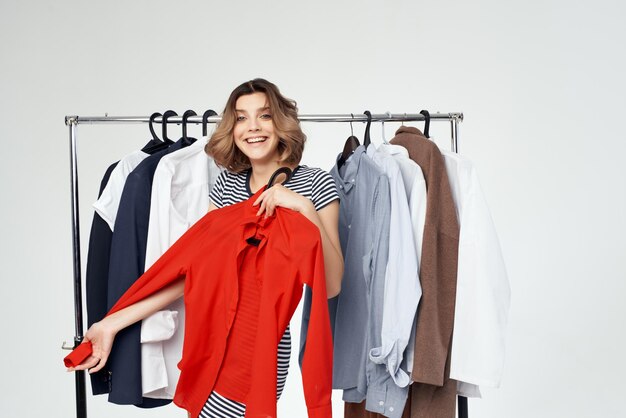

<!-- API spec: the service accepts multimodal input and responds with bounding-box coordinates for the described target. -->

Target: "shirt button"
[389,407,394,412]
[348,224,351,229]
[379,401,384,406]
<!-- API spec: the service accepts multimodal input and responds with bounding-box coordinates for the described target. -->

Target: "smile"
[245,136,267,144]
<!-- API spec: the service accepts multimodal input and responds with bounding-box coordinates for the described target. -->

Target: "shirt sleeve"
[311,169,339,211]
[368,155,421,388]
[209,170,227,208]
[449,157,510,388]
[297,227,333,418]
[108,212,212,315]
[145,162,174,270]
[63,212,214,368]
[85,162,118,393]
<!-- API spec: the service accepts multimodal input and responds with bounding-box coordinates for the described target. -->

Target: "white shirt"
[380,143,427,378]
[140,138,222,399]
[366,144,422,388]
[92,150,149,230]
[442,151,511,391]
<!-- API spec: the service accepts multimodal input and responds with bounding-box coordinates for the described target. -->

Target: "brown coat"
[345,376,457,418]
[345,126,460,418]
[391,126,459,387]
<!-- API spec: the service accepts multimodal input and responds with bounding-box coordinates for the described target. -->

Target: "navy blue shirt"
[106,139,187,407]
[86,161,118,395]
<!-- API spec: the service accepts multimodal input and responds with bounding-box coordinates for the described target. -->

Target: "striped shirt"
[201,165,338,418]
[209,165,339,212]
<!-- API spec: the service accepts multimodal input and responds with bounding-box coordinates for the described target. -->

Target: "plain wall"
[1,0,625,417]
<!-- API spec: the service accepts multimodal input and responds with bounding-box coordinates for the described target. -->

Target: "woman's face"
[233,92,280,166]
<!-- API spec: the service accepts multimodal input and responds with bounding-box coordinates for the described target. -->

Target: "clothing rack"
[63,111,465,418]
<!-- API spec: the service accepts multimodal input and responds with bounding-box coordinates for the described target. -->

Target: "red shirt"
[213,244,264,401]
[66,187,333,418]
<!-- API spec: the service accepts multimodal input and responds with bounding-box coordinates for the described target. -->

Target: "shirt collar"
[377,142,409,158]
[331,145,366,194]
[237,186,274,252]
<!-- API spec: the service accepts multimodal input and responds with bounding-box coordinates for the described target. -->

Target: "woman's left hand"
[253,184,313,217]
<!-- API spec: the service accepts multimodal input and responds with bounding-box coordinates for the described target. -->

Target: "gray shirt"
[299,146,391,403]
[364,144,422,418]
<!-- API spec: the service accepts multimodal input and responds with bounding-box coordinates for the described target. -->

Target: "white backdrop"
[1,0,625,417]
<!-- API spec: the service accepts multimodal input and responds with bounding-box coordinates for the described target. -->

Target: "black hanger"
[142,112,171,154]
[149,112,162,141]
[245,167,293,247]
[202,109,218,137]
[337,114,360,169]
[363,110,373,148]
[338,136,360,169]
[266,167,292,188]
[420,109,431,138]
[161,110,178,143]
[182,110,197,146]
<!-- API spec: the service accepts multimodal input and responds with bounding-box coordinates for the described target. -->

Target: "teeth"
[247,137,266,143]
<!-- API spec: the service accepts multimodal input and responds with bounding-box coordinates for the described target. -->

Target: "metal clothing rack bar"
[64,111,465,418]
[66,112,463,124]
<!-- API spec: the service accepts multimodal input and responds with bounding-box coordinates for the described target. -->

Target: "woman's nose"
[248,119,260,131]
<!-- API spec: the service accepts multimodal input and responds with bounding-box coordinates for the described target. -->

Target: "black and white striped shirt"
[200,165,338,418]
[209,165,339,211]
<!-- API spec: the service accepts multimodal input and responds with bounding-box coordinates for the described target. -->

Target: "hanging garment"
[212,242,269,401]
[380,143,427,379]
[65,186,333,418]
[404,369,457,418]
[92,149,150,231]
[378,143,427,287]
[442,151,510,392]
[140,138,222,399]
[366,144,421,384]
[389,126,460,418]
[361,143,423,418]
[86,141,168,399]
[300,145,391,404]
[85,161,118,395]
[105,139,187,407]
[207,164,339,408]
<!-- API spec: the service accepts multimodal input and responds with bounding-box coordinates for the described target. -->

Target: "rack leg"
[75,365,87,418]
[452,112,466,418]
[458,395,468,418]
[68,118,87,418]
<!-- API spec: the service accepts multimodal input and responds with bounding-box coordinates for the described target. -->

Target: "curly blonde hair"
[206,78,307,173]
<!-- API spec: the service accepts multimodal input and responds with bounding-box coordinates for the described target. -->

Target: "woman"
[68,78,344,418]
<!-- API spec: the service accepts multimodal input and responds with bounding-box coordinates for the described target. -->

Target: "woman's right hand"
[65,277,186,373]
[67,319,117,374]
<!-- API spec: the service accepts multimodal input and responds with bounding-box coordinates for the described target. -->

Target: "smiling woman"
[200,79,344,417]
[206,78,306,173]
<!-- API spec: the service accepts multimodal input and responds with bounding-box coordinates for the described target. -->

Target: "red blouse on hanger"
[65,187,333,418]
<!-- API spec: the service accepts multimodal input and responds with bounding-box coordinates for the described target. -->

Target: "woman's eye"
[260,113,272,120]
[236,115,245,122]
